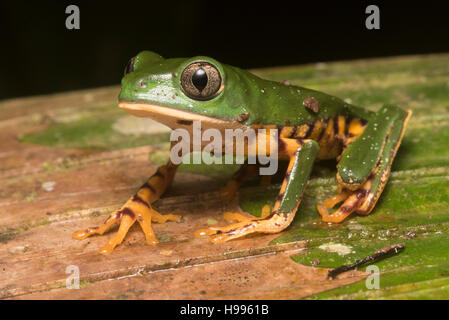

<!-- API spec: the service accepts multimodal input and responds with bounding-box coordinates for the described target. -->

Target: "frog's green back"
[225,65,373,126]
[119,51,373,127]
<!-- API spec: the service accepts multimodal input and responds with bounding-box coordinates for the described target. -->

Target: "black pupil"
[192,68,208,92]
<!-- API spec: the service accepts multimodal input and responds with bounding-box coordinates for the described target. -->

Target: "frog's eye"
[181,62,223,100]
[124,57,135,75]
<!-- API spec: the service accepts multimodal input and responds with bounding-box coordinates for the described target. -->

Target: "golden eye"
[181,62,222,100]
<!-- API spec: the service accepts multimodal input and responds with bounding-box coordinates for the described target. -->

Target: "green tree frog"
[73,51,411,254]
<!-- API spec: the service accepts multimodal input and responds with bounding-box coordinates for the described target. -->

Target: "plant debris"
[327,243,406,279]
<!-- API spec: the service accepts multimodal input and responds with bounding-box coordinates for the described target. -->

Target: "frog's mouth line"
[118,101,246,132]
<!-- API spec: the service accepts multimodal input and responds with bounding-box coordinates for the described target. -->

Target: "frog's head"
[119,51,252,132]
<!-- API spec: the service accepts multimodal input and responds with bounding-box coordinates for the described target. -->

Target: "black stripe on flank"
[344,116,352,139]
[333,116,339,138]
[290,126,298,138]
[317,121,327,142]
[280,126,288,137]
[305,123,315,138]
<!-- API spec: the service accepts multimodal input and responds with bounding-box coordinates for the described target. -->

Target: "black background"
[1,0,449,100]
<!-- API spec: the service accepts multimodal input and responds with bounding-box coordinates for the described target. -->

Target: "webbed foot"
[73,160,180,254]
[73,204,181,254]
[317,181,373,223]
[194,205,272,243]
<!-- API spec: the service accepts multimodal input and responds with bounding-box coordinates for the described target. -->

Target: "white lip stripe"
[118,102,246,131]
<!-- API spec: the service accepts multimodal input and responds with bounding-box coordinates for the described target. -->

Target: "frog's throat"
[118,101,247,132]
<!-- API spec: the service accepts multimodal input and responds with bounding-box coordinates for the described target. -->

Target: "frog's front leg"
[318,105,412,223]
[72,159,180,254]
[196,138,319,243]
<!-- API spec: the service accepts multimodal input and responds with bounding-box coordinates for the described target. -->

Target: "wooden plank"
[13,251,365,300]
[2,53,449,299]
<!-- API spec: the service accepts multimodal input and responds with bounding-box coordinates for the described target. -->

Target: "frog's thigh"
[319,106,411,223]
[337,105,411,190]
[197,139,319,243]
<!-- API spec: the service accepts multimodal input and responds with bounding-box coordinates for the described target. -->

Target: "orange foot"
[73,206,181,254]
[317,181,373,223]
[195,205,272,243]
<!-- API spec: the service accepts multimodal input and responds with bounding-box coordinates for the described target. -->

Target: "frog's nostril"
[124,56,135,75]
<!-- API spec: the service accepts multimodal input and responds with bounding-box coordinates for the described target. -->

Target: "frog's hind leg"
[196,138,319,243]
[318,105,412,223]
[72,160,180,254]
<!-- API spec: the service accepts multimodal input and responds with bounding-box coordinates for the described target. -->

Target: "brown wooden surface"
[0,86,366,300]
